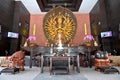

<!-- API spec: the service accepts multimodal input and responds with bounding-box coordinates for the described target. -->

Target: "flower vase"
[86,43,91,46]
[30,43,35,47]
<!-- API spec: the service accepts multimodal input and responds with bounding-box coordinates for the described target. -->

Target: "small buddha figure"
[69,39,74,46]
[45,40,50,46]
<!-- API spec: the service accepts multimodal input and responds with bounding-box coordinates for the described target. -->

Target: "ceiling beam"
[36,0,82,12]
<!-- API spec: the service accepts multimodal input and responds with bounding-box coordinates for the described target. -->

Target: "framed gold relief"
[43,6,77,45]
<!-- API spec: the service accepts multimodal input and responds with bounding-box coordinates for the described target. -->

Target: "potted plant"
[27,36,37,47]
[84,35,94,46]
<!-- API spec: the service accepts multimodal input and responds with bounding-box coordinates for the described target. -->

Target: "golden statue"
[43,6,77,45]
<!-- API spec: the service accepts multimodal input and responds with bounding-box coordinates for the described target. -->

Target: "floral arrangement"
[26,36,37,47]
[24,36,37,47]
[27,36,36,42]
[83,35,94,46]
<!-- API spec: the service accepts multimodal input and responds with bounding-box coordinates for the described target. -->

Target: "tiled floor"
[0,66,120,80]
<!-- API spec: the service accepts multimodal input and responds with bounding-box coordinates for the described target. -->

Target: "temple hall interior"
[0,0,120,80]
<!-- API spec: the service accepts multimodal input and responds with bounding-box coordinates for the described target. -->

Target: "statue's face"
[58,18,62,24]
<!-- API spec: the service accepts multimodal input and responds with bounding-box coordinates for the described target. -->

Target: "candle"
[33,24,36,36]
[84,23,87,35]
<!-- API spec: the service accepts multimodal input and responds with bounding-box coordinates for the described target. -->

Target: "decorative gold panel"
[43,6,77,45]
